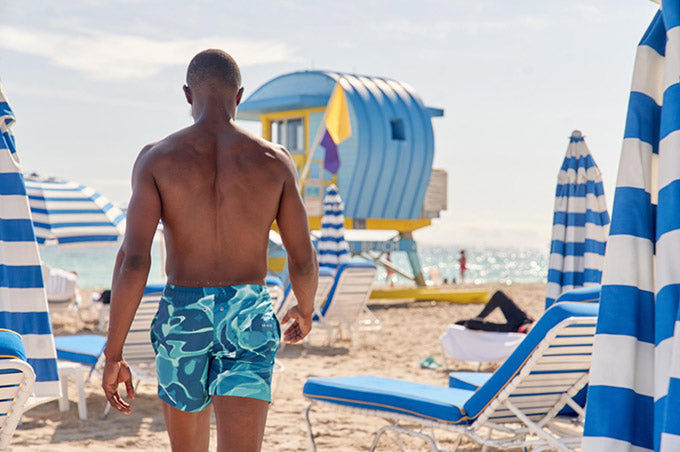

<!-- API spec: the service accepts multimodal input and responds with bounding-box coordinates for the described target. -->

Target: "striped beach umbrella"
[318,184,350,271]
[582,5,680,451]
[0,84,60,396]
[545,131,610,309]
[25,175,125,247]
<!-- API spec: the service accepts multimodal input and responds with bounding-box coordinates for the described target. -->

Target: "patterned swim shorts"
[150,284,281,412]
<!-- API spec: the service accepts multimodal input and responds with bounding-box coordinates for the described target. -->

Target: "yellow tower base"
[370,287,489,303]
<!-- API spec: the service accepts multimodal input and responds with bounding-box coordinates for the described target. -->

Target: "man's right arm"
[276,151,318,342]
[102,144,161,413]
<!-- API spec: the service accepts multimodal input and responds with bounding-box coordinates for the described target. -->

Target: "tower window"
[390,118,405,141]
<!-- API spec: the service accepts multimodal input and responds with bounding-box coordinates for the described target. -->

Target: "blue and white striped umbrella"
[0,84,60,396]
[25,175,125,247]
[318,184,350,271]
[583,5,680,451]
[545,131,610,309]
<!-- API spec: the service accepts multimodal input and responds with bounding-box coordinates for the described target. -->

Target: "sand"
[9,282,547,452]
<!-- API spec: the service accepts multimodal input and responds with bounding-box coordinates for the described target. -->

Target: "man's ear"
[236,86,244,106]
[183,85,192,104]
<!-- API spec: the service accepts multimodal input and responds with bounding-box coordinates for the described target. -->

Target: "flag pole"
[299,76,345,188]
[299,112,328,187]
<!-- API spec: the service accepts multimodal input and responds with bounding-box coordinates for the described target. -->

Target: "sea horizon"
[39,242,549,290]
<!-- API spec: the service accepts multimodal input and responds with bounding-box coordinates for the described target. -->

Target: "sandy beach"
[10,282,546,452]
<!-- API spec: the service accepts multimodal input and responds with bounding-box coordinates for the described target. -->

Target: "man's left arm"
[102,145,161,414]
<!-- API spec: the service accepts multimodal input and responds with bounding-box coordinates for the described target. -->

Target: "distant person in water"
[458,250,467,283]
[456,291,534,333]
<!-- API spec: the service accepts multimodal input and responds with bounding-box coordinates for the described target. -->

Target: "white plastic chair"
[310,262,379,346]
[276,268,336,321]
[0,330,36,450]
[42,265,83,326]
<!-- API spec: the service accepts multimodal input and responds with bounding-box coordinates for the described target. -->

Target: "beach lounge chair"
[54,285,164,417]
[42,265,83,326]
[0,329,36,450]
[275,267,336,320]
[309,262,379,346]
[303,301,598,451]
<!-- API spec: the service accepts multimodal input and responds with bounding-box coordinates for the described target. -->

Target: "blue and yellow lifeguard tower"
[238,70,449,289]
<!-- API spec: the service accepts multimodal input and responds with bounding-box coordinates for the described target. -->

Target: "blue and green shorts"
[150,284,281,412]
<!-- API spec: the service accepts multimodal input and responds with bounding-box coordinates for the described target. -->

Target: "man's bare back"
[141,122,290,286]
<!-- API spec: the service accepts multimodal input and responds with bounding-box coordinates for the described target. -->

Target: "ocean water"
[380,245,549,285]
[39,242,549,289]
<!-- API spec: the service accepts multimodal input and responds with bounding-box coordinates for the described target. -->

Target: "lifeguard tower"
[238,70,449,289]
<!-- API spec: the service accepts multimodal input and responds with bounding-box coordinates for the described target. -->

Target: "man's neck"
[191,95,236,126]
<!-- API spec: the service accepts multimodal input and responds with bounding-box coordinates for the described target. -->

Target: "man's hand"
[281,306,312,343]
[102,358,134,414]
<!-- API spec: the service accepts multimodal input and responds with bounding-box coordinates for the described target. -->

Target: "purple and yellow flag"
[320,82,351,174]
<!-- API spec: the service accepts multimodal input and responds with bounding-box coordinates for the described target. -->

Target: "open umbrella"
[582,5,679,451]
[24,175,125,247]
[545,130,610,309]
[0,84,60,396]
[317,184,350,271]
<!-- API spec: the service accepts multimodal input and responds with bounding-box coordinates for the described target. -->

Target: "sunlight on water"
[376,245,548,286]
[39,242,548,289]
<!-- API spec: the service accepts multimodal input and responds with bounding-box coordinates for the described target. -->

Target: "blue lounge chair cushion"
[0,329,28,375]
[449,372,491,391]
[55,334,107,366]
[144,284,165,295]
[304,376,474,424]
[0,329,28,378]
[0,329,26,362]
[266,276,283,287]
[547,285,601,309]
[462,302,598,418]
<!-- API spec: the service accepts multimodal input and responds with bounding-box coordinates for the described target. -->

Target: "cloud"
[371,19,454,40]
[9,81,170,110]
[0,25,298,81]
[518,15,550,31]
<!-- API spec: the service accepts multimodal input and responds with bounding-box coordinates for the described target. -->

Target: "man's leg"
[213,395,269,452]
[162,401,212,452]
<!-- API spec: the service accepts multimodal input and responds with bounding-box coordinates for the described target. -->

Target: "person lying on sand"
[456,290,534,333]
[102,49,318,452]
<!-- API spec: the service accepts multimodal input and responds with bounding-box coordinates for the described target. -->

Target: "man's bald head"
[186,49,241,91]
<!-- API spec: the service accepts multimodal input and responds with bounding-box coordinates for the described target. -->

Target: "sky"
[0,0,657,250]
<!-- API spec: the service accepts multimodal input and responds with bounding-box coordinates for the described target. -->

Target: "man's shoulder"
[138,127,195,164]
[232,124,294,165]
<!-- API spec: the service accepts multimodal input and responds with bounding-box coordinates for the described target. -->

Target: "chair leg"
[451,433,463,451]
[98,305,109,332]
[58,374,69,412]
[391,427,409,452]
[370,425,440,452]
[305,402,318,452]
[74,368,87,420]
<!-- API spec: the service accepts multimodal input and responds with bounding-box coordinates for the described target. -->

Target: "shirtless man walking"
[102,49,318,452]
